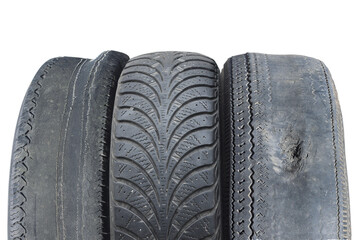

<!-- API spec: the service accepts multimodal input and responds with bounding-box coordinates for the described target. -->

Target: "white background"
[1,0,359,238]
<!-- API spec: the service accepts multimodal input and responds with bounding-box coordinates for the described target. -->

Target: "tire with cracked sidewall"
[8,51,129,240]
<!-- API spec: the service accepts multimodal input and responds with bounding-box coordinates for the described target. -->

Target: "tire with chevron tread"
[110,52,221,239]
[220,53,351,239]
[8,51,129,240]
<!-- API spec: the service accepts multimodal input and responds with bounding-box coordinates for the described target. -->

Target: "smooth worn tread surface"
[220,53,351,239]
[8,51,129,240]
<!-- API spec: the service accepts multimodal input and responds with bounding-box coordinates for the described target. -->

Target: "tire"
[110,52,221,239]
[8,51,129,240]
[220,53,351,239]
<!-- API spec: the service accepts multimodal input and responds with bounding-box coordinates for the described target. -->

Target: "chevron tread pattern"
[110,52,221,240]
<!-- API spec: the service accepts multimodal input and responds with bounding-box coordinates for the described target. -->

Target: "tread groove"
[169,67,216,87]
[167,84,216,113]
[127,57,164,68]
[121,79,162,104]
[167,96,217,129]
[112,156,161,200]
[113,137,160,176]
[112,176,161,226]
[121,71,162,92]
[167,111,217,145]
[170,59,216,71]
[112,198,157,239]
[116,106,160,139]
[167,160,218,213]
[173,200,220,240]
[168,178,219,232]
[166,125,217,166]
[245,53,256,238]
[168,75,215,98]
[116,119,160,145]
[124,64,164,82]
[114,226,140,240]
[118,91,161,120]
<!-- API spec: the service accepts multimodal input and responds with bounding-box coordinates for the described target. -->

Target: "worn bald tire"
[110,52,221,239]
[220,53,351,239]
[8,51,129,240]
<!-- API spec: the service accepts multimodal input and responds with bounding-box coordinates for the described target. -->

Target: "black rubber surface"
[220,53,351,239]
[8,51,129,240]
[110,52,221,239]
